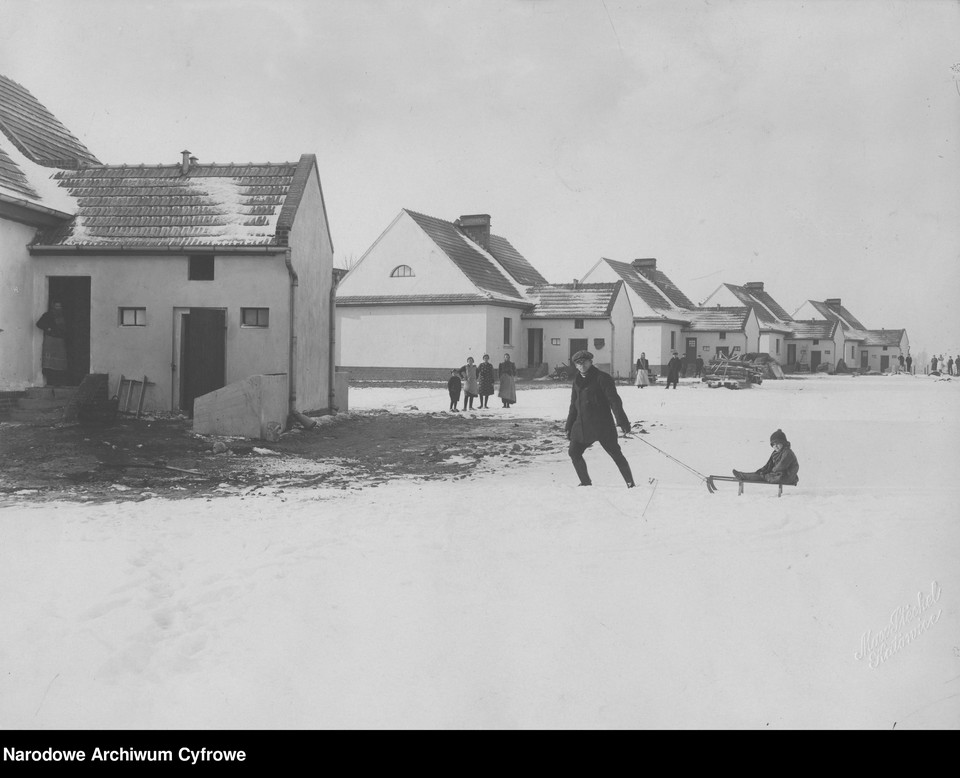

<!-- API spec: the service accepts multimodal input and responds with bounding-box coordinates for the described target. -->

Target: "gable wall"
[288,168,334,412]
[337,212,478,297]
[0,218,38,389]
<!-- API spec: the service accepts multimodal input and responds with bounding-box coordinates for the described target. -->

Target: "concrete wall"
[0,219,40,390]
[30,252,291,410]
[288,166,334,413]
[193,373,288,439]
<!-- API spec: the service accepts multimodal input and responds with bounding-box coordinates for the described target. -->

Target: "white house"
[700,281,793,362]
[579,257,694,374]
[683,307,761,366]
[1,74,336,415]
[786,319,843,372]
[521,281,634,378]
[336,210,547,378]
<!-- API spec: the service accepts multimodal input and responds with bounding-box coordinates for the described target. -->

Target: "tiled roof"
[722,284,792,326]
[603,258,673,310]
[404,209,524,300]
[643,267,695,309]
[0,143,38,199]
[861,329,905,347]
[0,74,100,168]
[789,319,838,339]
[487,234,548,286]
[337,293,526,307]
[522,282,620,319]
[807,300,866,330]
[684,306,751,332]
[32,157,315,248]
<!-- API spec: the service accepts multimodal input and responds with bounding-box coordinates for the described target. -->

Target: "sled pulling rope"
[623,431,717,493]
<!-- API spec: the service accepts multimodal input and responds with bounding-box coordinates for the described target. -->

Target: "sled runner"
[705,475,792,497]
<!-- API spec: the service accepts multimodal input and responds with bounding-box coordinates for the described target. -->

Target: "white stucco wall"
[337,304,493,368]
[288,166,334,412]
[0,218,38,389]
[634,322,684,373]
[482,306,524,366]
[30,253,291,410]
[609,288,634,378]
[337,211,479,297]
[534,319,615,374]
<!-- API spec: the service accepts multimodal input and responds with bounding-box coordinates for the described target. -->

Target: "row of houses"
[335,213,909,378]
[1,73,908,426]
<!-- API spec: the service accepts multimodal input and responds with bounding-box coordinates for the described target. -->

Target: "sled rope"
[641,478,658,519]
[628,434,712,489]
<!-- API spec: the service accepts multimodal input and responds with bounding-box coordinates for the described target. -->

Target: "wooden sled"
[705,475,793,497]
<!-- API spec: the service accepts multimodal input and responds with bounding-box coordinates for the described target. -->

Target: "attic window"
[813,339,819,345]
[189,255,214,281]
[390,265,414,278]
[719,332,726,340]
[574,319,584,329]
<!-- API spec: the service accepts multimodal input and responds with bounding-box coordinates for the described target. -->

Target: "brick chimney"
[744,281,764,292]
[631,258,657,278]
[457,214,491,251]
[181,149,192,175]
[825,298,842,308]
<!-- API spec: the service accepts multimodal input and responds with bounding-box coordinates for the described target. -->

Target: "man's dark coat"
[565,365,630,445]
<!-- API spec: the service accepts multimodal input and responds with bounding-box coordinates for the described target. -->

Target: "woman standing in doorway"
[498,354,517,407]
[36,301,68,386]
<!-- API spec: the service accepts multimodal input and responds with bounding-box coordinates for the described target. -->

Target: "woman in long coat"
[498,354,517,407]
[36,302,68,385]
[460,357,479,410]
[477,354,495,409]
[635,352,650,388]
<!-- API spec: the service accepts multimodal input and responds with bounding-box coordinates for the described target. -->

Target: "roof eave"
[28,243,288,255]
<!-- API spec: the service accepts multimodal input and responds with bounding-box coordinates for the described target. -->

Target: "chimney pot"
[181,149,192,175]
[457,214,492,251]
[631,257,657,277]
[825,298,842,307]
[744,281,764,291]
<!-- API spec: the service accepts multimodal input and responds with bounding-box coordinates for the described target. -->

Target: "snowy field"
[1,374,958,730]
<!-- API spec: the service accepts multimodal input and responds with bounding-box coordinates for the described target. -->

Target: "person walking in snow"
[732,429,800,486]
[565,350,635,488]
[460,356,479,410]
[665,351,681,389]
[477,354,495,409]
[695,355,704,378]
[447,369,462,412]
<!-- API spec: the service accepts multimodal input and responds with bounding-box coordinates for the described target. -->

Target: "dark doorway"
[527,328,543,367]
[180,308,226,415]
[47,276,90,386]
[880,355,889,372]
[787,343,796,367]
[860,351,868,370]
[685,338,697,375]
[810,351,821,371]
[569,338,588,361]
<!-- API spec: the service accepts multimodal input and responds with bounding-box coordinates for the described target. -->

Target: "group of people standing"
[929,354,957,376]
[448,354,517,411]
[634,351,704,389]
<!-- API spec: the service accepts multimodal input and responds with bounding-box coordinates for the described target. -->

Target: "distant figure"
[679,354,688,377]
[635,352,650,388]
[460,357,478,410]
[447,369,462,412]
[498,354,517,408]
[477,354,495,409]
[955,356,959,376]
[733,429,800,486]
[938,355,946,374]
[898,354,905,373]
[931,355,938,375]
[36,301,68,386]
[565,350,635,488]
[949,356,955,377]
[905,354,912,374]
[665,351,681,389]
[695,355,704,378]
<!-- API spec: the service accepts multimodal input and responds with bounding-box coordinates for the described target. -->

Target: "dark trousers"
[568,435,634,486]
[449,391,460,410]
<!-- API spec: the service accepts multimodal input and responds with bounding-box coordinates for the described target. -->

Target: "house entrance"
[527,328,543,367]
[810,350,821,371]
[880,355,889,372]
[860,351,868,370]
[179,308,226,415]
[787,343,796,368]
[569,338,588,362]
[685,338,697,376]
[47,276,91,385]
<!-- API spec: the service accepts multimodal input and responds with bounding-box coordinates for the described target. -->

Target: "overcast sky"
[2,0,958,355]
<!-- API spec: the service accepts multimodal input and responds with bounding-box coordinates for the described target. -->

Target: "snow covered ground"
[1,374,958,729]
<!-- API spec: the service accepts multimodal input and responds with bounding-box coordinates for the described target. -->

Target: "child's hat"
[770,429,788,445]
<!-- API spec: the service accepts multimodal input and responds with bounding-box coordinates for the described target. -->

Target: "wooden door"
[180,308,226,415]
[860,351,868,370]
[527,328,543,367]
[685,338,697,376]
[787,343,796,367]
[811,351,821,371]
[569,338,588,361]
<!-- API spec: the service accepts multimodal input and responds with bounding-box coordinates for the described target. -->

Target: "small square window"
[119,307,146,326]
[719,332,726,340]
[813,339,819,345]
[882,346,888,351]
[551,338,561,346]
[241,308,269,328]
[574,319,584,329]
[189,255,215,280]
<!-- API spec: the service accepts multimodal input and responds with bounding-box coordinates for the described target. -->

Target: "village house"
[521,281,633,378]
[578,257,694,375]
[793,297,909,372]
[700,281,793,363]
[785,319,843,372]
[335,210,549,378]
[682,306,761,366]
[0,74,335,419]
